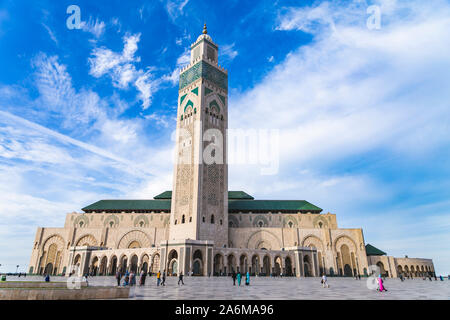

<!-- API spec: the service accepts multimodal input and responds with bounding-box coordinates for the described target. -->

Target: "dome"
[196,33,213,42]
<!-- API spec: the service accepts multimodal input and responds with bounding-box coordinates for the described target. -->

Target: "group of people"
[115,269,186,287]
[115,270,137,287]
[231,271,250,286]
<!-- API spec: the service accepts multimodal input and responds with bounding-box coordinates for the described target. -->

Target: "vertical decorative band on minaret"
[169,27,229,248]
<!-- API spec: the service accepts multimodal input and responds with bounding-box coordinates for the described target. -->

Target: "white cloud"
[41,23,57,45]
[231,0,450,170]
[220,43,239,61]
[88,33,159,109]
[32,53,106,129]
[165,0,189,22]
[226,0,450,274]
[162,49,190,86]
[80,17,106,38]
[144,113,171,128]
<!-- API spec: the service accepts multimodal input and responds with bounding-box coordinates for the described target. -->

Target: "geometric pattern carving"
[104,215,119,228]
[283,215,298,228]
[179,61,227,91]
[247,230,282,250]
[302,235,324,251]
[252,215,269,228]
[333,235,357,252]
[76,234,98,247]
[74,215,89,228]
[42,234,65,251]
[117,230,151,249]
[313,215,329,229]
[133,215,149,228]
[228,215,239,228]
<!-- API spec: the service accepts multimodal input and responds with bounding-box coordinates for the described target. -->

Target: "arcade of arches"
[28,27,435,279]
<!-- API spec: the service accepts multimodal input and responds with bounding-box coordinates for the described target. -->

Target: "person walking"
[237,272,242,286]
[321,274,329,288]
[232,270,236,286]
[156,271,161,286]
[116,271,122,287]
[123,271,130,286]
[161,270,166,286]
[178,272,184,285]
[130,271,137,286]
[440,275,444,281]
[377,275,387,292]
[44,273,50,282]
[245,272,250,286]
[139,270,146,286]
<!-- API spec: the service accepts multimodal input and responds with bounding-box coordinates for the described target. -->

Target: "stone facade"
[28,27,435,279]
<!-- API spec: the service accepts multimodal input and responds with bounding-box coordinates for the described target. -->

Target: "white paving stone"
[5,276,449,300]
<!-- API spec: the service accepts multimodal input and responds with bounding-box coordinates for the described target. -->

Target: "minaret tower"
[169,25,228,248]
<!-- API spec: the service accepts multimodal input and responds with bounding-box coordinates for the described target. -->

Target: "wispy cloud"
[41,23,58,45]
[220,43,238,61]
[80,17,106,38]
[162,48,190,85]
[228,0,450,274]
[165,0,189,22]
[88,33,160,109]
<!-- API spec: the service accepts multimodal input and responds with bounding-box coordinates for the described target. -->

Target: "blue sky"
[0,0,449,275]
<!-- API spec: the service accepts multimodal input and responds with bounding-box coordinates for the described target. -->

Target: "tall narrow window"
[211,215,215,224]
[182,215,185,224]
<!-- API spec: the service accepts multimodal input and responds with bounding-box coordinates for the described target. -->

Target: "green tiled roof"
[153,191,173,199]
[82,199,171,212]
[365,244,386,256]
[229,200,321,212]
[228,191,254,200]
[82,191,322,213]
[153,191,254,200]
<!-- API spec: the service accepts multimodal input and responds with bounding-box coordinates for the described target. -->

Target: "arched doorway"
[340,245,353,277]
[99,256,107,275]
[227,254,236,274]
[239,254,248,273]
[344,264,352,277]
[151,253,160,274]
[141,254,149,274]
[44,263,53,275]
[91,257,99,275]
[110,256,117,275]
[303,255,311,277]
[120,255,128,273]
[251,255,259,276]
[130,255,138,273]
[262,255,271,276]
[274,256,282,276]
[397,265,403,277]
[193,250,203,276]
[168,250,178,276]
[214,254,224,275]
[72,254,81,276]
[285,256,292,276]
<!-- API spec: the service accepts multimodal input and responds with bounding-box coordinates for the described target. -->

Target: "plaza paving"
[4,275,449,299]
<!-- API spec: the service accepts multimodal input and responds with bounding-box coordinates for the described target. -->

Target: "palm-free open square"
[5,276,449,300]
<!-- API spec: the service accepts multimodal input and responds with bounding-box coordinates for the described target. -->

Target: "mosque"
[28,26,435,279]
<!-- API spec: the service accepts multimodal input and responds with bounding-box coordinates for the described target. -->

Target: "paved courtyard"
[4,275,449,299]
